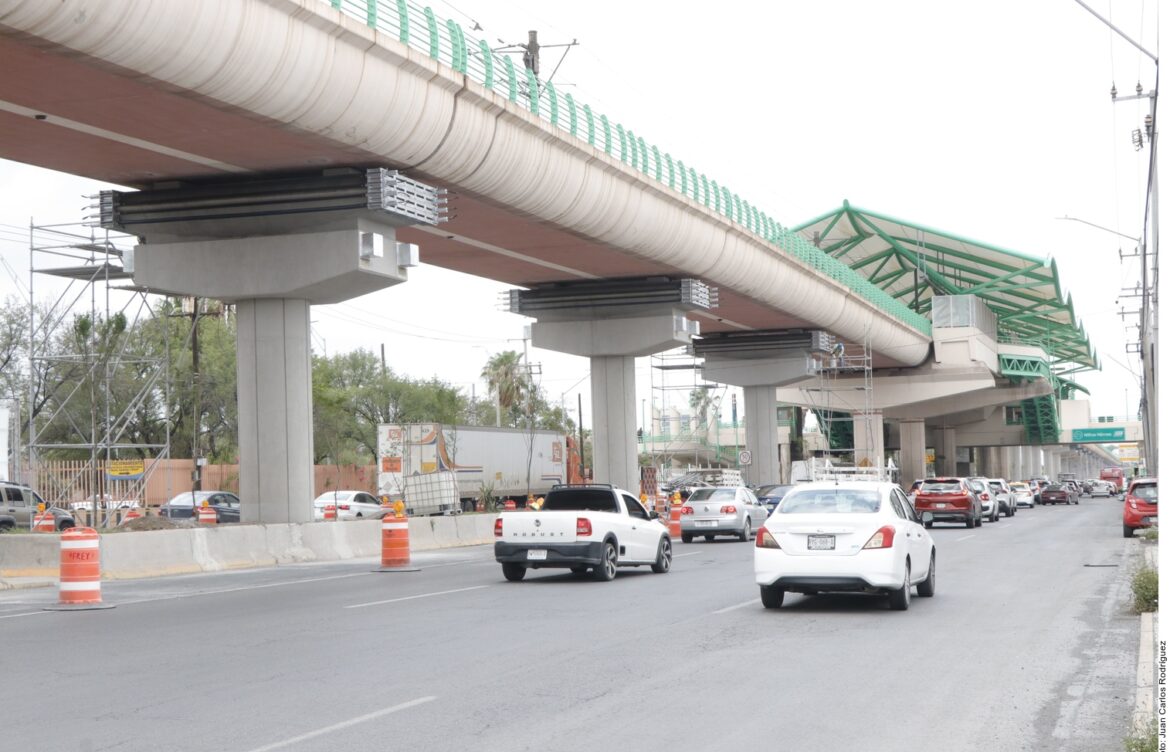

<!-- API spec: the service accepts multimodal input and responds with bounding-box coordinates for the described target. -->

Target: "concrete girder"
[0,0,933,365]
[774,365,995,414]
[884,380,1053,422]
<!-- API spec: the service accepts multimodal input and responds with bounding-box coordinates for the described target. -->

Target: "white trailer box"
[377,424,567,512]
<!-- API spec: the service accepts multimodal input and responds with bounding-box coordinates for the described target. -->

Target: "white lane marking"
[117,572,373,606]
[672,551,705,558]
[954,534,976,542]
[242,696,436,752]
[344,585,488,610]
[713,599,758,615]
[0,610,50,620]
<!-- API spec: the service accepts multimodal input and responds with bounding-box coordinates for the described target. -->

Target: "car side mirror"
[648,511,659,520]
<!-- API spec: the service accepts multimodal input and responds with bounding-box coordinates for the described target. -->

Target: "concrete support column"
[236,299,314,523]
[852,410,884,471]
[940,428,958,476]
[1029,446,1043,478]
[986,447,1002,478]
[743,385,781,488]
[997,446,1014,479]
[898,420,927,490]
[1005,446,1022,480]
[1045,447,1062,477]
[590,355,638,493]
[975,447,991,477]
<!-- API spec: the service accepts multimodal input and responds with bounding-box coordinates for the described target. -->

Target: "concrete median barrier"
[0,534,60,577]
[1,514,498,581]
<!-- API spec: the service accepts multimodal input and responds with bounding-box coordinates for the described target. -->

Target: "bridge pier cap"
[101,169,442,304]
[511,277,712,491]
[514,277,712,358]
[100,168,447,523]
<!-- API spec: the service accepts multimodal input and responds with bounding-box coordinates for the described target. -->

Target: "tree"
[689,387,716,434]
[481,351,530,426]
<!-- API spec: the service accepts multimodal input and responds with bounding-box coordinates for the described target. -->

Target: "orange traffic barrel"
[197,502,217,525]
[45,527,114,611]
[669,500,683,541]
[375,514,419,573]
[323,504,337,521]
[122,507,143,524]
[33,511,56,533]
[503,500,516,511]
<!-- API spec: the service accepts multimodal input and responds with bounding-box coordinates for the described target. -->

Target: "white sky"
[0,0,1159,432]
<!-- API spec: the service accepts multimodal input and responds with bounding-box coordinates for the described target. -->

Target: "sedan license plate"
[526,549,547,561]
[807,535,835,551]
[934,502,946,509]
[694,520,717,527]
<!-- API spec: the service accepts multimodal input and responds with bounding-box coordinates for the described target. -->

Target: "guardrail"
[326,0,932,337]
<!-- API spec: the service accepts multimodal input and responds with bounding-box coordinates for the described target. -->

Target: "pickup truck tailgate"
[499,511,579,543]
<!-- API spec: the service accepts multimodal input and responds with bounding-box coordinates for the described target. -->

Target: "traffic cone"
[374,511,419,573]
[669,491,683,541]
[44,527,115,611]
[197,501,217,525]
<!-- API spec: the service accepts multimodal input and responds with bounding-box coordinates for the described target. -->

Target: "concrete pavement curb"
[0,577,56,591]
[1131,540,1158,733]
[1133,612,1157,732]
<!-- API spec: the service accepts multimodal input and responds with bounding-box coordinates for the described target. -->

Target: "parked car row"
[0,483,390,529]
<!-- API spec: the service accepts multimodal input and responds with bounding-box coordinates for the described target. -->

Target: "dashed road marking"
[345,585,488,609]
[713,598,758,615]
[242,696,436,752]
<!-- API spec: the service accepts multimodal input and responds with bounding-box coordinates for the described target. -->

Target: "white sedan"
[754,481,936,611]
[312,490,387,520]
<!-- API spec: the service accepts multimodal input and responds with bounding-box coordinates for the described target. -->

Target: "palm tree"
[688,387,715,433]
[481,351,530,427]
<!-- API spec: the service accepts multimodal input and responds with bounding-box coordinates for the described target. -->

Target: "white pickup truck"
[493,484,672,582]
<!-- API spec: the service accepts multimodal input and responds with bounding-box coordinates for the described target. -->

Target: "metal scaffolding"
[26,220,172,525]
[803,337,880,477]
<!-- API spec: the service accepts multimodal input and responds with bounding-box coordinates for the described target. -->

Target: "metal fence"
[28,459,378,508]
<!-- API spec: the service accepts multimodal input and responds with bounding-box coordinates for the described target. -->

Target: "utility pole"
[496,30,578,91]
[1074,0,1159,475]
[190,297,202,493]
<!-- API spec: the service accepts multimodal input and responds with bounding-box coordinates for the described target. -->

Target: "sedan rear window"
[921,482,962,493]
[688,488,736,502]
[778,490,881,514]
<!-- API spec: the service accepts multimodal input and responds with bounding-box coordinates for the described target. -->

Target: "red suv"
[1122,478,1158,538]
[914,477,981,529]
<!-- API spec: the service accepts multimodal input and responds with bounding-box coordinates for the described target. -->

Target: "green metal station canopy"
[793,201,1098,371]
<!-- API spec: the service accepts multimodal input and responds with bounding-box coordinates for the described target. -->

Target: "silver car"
[986,478,1016,517]
[680,486,768,542]
[967,478,1000,523]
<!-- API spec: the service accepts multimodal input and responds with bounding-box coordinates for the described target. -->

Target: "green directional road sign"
[1071,427,1126,442]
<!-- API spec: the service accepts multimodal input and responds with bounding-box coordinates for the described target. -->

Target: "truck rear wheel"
[592,542,617,582]
[651,537,672,573]
[502,563,526,581]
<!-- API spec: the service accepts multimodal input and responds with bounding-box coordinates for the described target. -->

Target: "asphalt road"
[0,495,1143,752]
